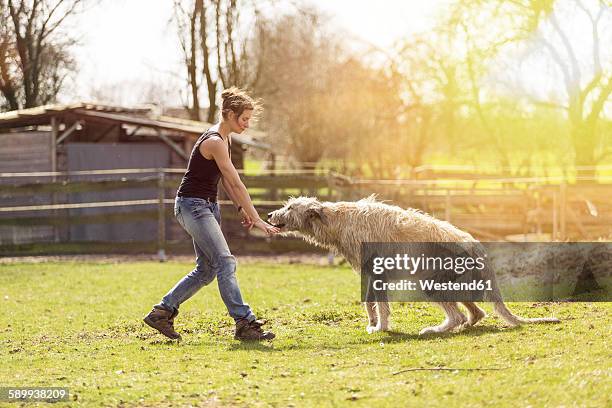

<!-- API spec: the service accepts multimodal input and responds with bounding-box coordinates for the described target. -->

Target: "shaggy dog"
[268,196,560,335]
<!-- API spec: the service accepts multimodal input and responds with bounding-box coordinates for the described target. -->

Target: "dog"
[268,196,560,335]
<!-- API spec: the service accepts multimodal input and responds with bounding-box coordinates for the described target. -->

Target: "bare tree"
[252,9,344,169]
[173,0,201,120]
[250,7,409,176]
[173,0,266,122]
[199,0,216,122]
[395,31,466,170]
[534,0,612,179]
[0,0,84,111]
[447,0,612,179]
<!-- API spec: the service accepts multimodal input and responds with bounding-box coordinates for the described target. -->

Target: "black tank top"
[176,129,231,199]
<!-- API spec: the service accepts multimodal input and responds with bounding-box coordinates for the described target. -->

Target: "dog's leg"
[419,302,467,335]
[461,302,486,327]
[374,301,391,332]
[365,302,391,333]
[364,302,378,334]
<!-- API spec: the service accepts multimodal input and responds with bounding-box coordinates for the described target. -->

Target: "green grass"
[0,261,610,407]
[243,158,265,174]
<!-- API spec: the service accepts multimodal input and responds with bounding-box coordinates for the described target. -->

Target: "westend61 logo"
[361,242,612,302]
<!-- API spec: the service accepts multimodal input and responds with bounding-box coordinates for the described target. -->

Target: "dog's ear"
[305,206,328,225]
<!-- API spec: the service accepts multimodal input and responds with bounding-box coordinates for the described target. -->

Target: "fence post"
[157,169,167,262]
[51,117,59,243]
[552,191,558,241]
[326,171,335,201]
[269,153,278,201]
[535,189,542,237]
[559,181,567,241]
[444,189,452,222]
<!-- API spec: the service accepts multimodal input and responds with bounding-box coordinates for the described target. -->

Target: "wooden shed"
[0,103,268,172]
[0,103,269,252]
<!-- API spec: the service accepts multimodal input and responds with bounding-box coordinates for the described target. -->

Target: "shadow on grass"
[367,324,523,344]
[149,338,183,346]
[206,325,525,352]
[301,324,525,349]
[227,341,279,352]
[133,323,524,351]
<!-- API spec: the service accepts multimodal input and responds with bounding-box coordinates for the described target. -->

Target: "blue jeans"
[156,196,256,322]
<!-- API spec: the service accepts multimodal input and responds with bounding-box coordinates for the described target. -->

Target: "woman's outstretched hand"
[253,219,280,235]
[239,208,253,229]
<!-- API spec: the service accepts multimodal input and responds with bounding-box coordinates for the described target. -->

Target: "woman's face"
[230,109,252,134]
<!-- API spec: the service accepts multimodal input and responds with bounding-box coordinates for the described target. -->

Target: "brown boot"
[234,319,276,341]
[143,306,181,340]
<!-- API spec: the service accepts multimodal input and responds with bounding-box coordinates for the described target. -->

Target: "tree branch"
[549,9,580,91]
[40,0,67,36]
[188,0,200,120]
[199,0,218,122]
[214,0,227,88]
[393,366,509,375]
[540,37,573,99]
[586,74,612,124]
[41,0,82,41]
[527,98,569,111]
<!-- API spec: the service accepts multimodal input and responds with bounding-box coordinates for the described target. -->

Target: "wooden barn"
[0,103,270,254]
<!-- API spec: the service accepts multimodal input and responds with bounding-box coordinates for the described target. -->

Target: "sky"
[63,0,610,118]
[65,0,447,106]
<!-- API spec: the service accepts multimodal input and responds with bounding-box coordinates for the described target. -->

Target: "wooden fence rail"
[1,169,611,257]
[0,168,330,257]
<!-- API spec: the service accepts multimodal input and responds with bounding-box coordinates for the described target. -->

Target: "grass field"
[1,259,610,407]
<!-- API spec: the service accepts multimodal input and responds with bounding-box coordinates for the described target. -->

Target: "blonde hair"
[220,87,261,119]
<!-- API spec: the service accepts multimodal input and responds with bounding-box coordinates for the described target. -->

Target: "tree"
[394,30,465,170]
[324,59,405,177]
[253,7,366,168]
[532,0,612,179]
[0,0,84,111]
[173,0,266,122]
[445,0,612,179]
[251,9,347,169]
[253,8,406,175]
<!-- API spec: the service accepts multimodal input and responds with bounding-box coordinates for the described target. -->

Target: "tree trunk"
[198,0,217,123]
[572,124,597,183]
[188,1,201,121]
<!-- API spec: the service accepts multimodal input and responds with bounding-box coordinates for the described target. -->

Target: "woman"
[144,88,279,341]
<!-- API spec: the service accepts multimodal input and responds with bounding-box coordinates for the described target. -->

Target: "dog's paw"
[366,324,390,334]
[454,322,470,332]
[466,311,486,327]
[419,326,444,336]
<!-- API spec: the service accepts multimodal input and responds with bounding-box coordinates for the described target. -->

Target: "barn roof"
[0,103,269,149]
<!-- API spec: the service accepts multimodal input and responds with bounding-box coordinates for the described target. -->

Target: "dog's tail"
[492,302,560,326]
[481,253,560,326]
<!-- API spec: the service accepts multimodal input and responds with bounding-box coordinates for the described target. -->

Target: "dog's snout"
[267,212,273,219]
